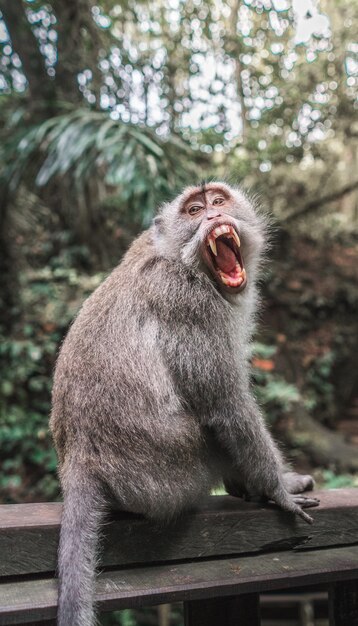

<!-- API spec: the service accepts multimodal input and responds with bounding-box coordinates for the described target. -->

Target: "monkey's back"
[50,231,226,516]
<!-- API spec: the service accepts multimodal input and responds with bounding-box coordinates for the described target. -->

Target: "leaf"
[251,342,277,358]
[129,128,164,157]
[1,381,14,396]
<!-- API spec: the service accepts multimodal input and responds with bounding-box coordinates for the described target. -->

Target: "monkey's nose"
[207,211,222,220]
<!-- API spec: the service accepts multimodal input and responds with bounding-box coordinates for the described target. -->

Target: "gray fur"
[50,182,317,626]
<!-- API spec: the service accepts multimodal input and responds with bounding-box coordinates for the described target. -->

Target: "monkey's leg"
[282,471,315,494]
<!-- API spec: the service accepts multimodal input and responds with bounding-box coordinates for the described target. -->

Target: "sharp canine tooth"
[209,238,217,256]
[242,268,247,280]
[232,230,241,248]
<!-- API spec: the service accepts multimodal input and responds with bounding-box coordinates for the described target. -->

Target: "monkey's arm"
[207,390,318,523]
[158,314,318,523]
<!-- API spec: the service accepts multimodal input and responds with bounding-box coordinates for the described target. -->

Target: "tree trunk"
[0,188,19,332]
[0,0,55,330]
[51,0,102,105]
[0,0,56,114]
[228,0,247,142]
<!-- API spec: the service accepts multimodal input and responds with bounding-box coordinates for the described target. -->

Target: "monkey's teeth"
[218,271,244,287]
[232,230,241,248]
[212,225,230,239]
[208,238,218,256]
[242,268,247,280]
[210,224,240,247]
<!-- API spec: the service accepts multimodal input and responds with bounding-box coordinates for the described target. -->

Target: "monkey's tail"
[57,467,106,626]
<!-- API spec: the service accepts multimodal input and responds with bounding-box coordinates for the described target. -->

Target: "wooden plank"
[329,580,358,626]
[1,545,358,624]
[26,622,56,626]
[184,594,260,626]
[1,489,358,577]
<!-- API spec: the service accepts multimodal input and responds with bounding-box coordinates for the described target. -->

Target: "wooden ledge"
[0,489,358,577]
[1,545,358,624]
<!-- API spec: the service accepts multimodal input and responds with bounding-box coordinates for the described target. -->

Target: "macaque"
[50,182,318,626]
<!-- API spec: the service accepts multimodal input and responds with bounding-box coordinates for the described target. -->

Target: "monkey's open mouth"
[205,224,247,292]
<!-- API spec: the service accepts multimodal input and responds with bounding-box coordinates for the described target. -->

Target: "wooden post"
[329,580,358,626]
[184,593,260,626]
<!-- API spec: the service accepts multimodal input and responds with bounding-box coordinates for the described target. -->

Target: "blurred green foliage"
[305,351,335,415]
[0,334,59,501]
[101,609,136,626]
[0,0,357,506]
[321,470,358,489]
[251,342,301,423]
[100,604,184,626]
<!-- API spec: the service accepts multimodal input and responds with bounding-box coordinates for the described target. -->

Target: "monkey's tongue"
[215,240,237,273]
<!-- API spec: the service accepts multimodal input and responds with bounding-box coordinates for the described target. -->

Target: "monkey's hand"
[241,483,320,524]
[268,483,320,524]
[225,476,319,524]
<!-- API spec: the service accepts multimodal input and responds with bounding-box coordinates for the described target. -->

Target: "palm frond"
[0,109,199,226]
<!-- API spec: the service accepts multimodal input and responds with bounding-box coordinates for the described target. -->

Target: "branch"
[285,180,358,224]
[284,404,358,473]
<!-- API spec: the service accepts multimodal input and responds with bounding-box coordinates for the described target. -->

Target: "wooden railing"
[0,488,357,625]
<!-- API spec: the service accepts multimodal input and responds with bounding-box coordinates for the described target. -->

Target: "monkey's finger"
[270,486,316,524]
[277,495,315,524]
[292,495,320,508]
[296,506,314,525]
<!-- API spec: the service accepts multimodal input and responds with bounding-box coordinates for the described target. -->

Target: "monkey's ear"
[153,215,164,235]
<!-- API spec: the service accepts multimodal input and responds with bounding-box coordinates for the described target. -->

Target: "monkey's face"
[154,183,266,299]
[182,187,247,294]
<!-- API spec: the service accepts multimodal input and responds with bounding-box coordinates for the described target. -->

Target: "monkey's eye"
[213,197,225,206]
[188,205,203,215]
